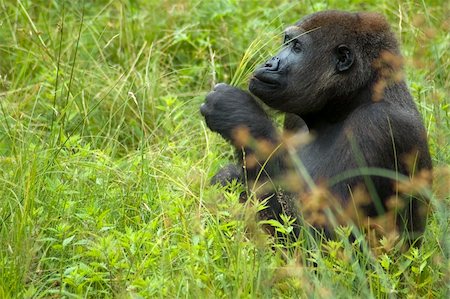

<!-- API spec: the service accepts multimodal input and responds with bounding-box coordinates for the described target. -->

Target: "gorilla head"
[249,11,400,118]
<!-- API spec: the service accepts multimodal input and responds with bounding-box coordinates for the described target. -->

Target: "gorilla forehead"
[296,10,390,34]
[292,10,399,55]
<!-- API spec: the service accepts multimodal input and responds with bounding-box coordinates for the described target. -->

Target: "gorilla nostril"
[264,57,280,71]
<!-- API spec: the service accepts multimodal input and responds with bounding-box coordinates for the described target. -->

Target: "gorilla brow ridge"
[283,26,321,44]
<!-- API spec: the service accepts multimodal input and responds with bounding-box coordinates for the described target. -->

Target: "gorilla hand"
[200,83,277,144]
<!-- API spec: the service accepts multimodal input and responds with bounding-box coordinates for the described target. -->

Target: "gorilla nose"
[264,57,280,71]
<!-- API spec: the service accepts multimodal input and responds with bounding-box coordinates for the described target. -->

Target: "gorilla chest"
[297,130,347,181]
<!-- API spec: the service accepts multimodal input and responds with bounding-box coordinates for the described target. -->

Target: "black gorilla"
[200,11,432,239]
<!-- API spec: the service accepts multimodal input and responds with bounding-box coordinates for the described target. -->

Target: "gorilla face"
[249,25,354,116]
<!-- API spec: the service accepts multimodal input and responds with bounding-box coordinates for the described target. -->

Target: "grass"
[0,0,449,297]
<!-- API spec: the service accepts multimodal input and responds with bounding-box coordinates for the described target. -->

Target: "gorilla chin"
[250,68,283,86]
[249,75,284,106]
[249,81,275,106]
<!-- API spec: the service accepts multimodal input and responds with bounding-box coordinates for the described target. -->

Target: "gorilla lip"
[251,74,280,88]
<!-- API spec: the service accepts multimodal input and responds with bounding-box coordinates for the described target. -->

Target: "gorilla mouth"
[251,72,280,88]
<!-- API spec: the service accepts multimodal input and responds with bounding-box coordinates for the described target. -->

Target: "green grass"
[0,0,449,297]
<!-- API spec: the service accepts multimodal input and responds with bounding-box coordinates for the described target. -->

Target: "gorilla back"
[201,11,432,240]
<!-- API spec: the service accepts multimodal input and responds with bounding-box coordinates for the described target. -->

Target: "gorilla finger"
[214,83,229,91]
[200,103,209,116]
[205,91,222,105]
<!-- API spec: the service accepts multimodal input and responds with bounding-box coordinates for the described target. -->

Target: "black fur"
[200,11,432,239]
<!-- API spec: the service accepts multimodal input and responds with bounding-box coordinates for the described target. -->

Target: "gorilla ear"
[335,45,354,72]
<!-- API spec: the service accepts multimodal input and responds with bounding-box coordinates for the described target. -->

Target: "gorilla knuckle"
[199,103,209,116]
[206,90,224,104]
[213,83,229,91]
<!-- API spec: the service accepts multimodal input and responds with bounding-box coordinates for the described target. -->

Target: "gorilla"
[200,11,432,240]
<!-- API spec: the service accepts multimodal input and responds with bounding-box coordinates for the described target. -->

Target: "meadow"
[0,0,449,297]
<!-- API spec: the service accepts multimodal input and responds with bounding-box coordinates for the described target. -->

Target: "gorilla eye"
[283,33,302,53]
[292,40,302,52]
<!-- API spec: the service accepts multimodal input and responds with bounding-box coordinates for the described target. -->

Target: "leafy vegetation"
[0,0,448,297]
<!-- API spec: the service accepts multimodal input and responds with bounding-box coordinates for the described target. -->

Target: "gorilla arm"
[200,83,293,187]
